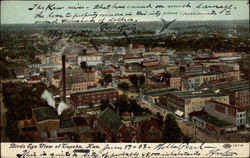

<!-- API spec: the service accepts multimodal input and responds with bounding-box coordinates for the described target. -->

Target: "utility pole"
[194,124,197,142]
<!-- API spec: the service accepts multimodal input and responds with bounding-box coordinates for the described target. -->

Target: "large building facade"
[71,88,119,107]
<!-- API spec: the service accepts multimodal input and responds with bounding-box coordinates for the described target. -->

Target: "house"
[132,115,162,142]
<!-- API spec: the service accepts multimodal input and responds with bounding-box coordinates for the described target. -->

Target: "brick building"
[140,60,160,68]
[205,100,246,126]
[164,73,182,89]
[71,88,119,107]
[51,69,97,95]
[219,81,249,108]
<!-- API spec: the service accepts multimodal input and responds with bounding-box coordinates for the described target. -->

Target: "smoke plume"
[57,101,70,116]
[41,90,56,108]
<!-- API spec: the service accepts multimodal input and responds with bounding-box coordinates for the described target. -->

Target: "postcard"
[0,0,249,157]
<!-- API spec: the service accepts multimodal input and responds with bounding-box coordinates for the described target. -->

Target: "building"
[182,71,241,91]
[145,75,166,88]
[140,60,160,68]
[218,81,249,108]
[205,100,246,127]
[132,115,162,142]
[165,90,229,118]
[32,107,60,140]
[94,108,122,142]
[190,111,233,134]
[124,57,144,64]
[17,119,42,142]
[212,52,238,57]
[193,57,221,69]
[77,54,102,66]
[164,73,182,89]
[141,88,178,104]
[180,64,203,75]
[44,55,61,64]
[51,69,97,95]
[210,64,240,72]
[65,70,96,95]
[160,54,170,65]
[115,122,137,142]
[39,63,63,72]
[71,88,119,107]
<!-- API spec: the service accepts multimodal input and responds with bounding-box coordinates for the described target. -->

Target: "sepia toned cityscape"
[0,18,249,143]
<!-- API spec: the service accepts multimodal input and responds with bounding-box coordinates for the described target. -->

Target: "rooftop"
[169,90,227,99]
[71,88,117,96]
[196,114,232,127]
[218,81,249,92]
[32,107,59,122]
[60,118,76,128]
[144,88,178,96]
[132,115,153,123]
[98,107,121,133]
[208,100,245,112]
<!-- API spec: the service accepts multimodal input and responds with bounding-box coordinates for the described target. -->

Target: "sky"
[1,1,249,24]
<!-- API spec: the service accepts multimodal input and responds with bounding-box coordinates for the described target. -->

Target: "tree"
[100,99,112,111]
[117,82,129,91]
[138,75,145,85]
[100,74,113,87]
[104,74,112,85]
[99,79,105,87]
[129,75,138,88]
[80,61,87,69]
[115,94,130,114]
[162,114,182,142]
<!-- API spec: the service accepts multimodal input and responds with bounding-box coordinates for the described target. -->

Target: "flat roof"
[170,90,227,99]
[144,88,178,96]
[196,114,232,127]
[218,81,249,92]
[71,88,117,96]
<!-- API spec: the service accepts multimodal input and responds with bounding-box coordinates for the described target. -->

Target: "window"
[41,132,47,138]
[50,131,57,138]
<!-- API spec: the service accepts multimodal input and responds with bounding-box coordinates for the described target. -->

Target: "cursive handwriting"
[205,149,238,157]
[99,22,137,34]
[9,143,246,158]
[26,2,239,24]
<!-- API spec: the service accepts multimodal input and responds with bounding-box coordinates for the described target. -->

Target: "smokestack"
[62,54,66,102]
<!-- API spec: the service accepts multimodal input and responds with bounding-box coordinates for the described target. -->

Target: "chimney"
[62,54,66,102]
